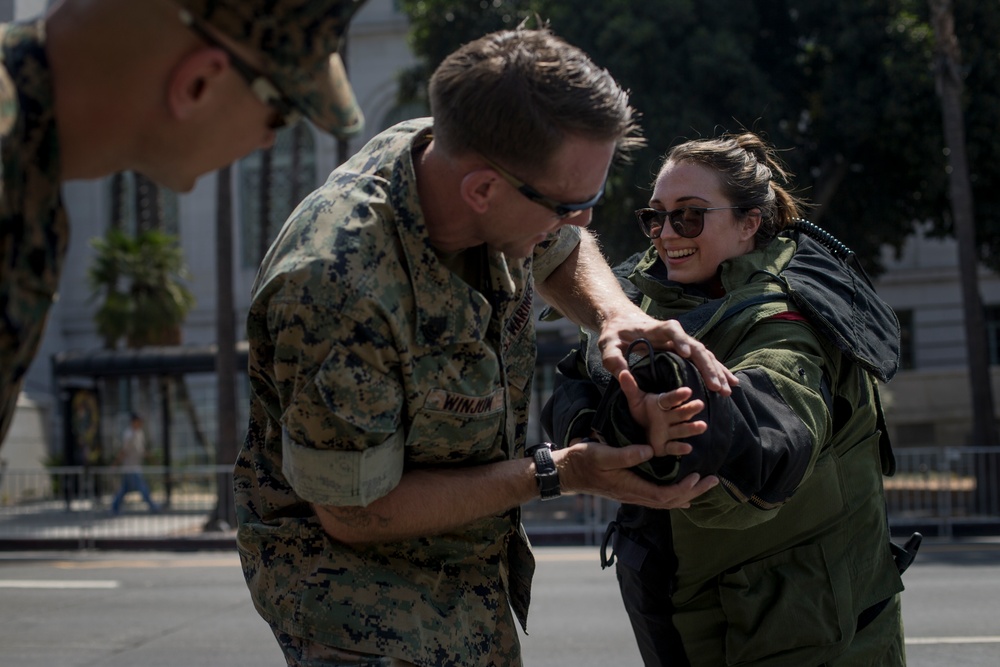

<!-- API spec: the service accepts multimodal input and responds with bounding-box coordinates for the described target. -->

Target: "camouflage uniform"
[235,118,580,666]
[174,0,367,137]
[0,21,67,446]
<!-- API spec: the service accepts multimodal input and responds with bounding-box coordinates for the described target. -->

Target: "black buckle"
[892,532,922,575]
[600,521,619,569]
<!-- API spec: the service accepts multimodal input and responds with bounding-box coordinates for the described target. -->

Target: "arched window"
[238,122,318,268]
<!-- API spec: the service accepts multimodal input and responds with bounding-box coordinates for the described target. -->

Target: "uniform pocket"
[406,387,505,464]
[719,542,852,664]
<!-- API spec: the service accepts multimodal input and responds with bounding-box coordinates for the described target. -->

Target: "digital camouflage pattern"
[234,118,580,665]
[174,0,367,137]
[0,21,67,448]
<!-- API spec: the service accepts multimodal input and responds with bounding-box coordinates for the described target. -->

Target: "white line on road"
[0,580,120,589]
[907,636,1000,645]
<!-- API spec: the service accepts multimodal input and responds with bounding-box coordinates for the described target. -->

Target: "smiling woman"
[543,133,908,666]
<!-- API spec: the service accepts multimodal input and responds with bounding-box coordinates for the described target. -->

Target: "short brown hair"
[429,27,643,177]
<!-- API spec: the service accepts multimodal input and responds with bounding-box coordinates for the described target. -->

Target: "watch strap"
[527,442,561,501]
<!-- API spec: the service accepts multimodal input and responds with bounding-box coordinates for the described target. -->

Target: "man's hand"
[555,438,718,510]
[598,307,738,395]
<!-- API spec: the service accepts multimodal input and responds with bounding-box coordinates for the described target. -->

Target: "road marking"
[535,549,601,562]
[0,580,120,589]
[907,636,1000,645]
[54,556,241,570]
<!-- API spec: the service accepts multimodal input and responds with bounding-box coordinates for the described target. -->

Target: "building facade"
[4,1,998,471]
[874,224,1000,447]
[5,0,419,468]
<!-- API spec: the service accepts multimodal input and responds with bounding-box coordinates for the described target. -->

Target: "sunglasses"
[634,206,744,239]
[483,156,606,220]
[179,9,301,130]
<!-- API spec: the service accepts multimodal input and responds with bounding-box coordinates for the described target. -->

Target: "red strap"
[768,311,808,322]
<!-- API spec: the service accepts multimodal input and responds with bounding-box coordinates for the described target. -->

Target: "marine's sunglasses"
[635,206,744,239]
[179,9,301,130]
[482,156,606,219]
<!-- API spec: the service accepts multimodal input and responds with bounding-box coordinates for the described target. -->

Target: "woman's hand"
[617,369,707,457]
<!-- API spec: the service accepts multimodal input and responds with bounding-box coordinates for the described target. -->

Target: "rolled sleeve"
[532,225,581,284]
[274,310,405,507]
[282,427,405,507]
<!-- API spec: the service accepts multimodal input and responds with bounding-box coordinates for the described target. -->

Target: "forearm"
[315,458,538,545]
[536,229,641,330]
[683,323,834,524]
[317,437,722,545]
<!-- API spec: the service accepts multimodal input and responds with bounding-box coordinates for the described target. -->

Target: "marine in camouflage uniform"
[234,118,582,665]
[0,20,67,446]
[0,0,366,449]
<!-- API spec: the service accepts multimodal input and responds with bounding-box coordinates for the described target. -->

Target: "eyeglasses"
[482,156,605,220]
[178,9,301,130]
[635,206,744,239]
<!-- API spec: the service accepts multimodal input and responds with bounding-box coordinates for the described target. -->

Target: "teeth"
[667,248,696,259]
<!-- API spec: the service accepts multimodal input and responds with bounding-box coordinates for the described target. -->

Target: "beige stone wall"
[881,367,1000,447]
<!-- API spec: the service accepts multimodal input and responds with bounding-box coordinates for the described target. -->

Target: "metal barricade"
[884,446,1000,538]
[0,448,997,549]
[0,465,232,549]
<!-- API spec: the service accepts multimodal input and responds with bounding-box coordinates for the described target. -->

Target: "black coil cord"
[786,218,875,288]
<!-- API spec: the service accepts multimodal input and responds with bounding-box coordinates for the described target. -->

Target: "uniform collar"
[388,121,525,347]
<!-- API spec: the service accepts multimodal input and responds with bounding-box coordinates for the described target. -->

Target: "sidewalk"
[0,497,236,550]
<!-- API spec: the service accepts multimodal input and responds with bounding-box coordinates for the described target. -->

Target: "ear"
[741,208,763,240]
[166,48,229,121]
[459,168,499,214]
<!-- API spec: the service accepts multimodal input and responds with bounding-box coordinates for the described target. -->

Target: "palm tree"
[88,228,196,349]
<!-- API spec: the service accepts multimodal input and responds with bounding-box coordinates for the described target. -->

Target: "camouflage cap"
[174,0,367,138]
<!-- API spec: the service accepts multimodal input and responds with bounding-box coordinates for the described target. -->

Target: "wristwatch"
[525,442,561,501]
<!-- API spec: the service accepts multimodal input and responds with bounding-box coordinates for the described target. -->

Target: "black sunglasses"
[483,156,606,219]
[635,206,744,239]
[178,9,301,130]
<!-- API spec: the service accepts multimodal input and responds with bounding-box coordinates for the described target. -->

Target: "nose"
[657,221,677,239]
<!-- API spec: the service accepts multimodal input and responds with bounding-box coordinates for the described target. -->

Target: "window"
[238,122,318,268]
[894,422,936,447]
[986,305,1000,365]
[896,308,914,370]
[108,172,179,235]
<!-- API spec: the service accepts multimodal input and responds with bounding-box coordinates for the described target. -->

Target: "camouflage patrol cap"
[174,0,367,138]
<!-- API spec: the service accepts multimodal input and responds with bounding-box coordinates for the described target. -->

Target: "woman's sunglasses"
[635,206,744,239]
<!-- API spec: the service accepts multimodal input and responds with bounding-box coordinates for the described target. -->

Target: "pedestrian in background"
[111,413,160,515]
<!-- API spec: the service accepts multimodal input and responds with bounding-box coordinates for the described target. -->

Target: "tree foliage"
[397,0,1000,273]
[88,229,196,348]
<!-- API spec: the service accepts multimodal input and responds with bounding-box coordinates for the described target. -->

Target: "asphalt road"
[0,540,997,666]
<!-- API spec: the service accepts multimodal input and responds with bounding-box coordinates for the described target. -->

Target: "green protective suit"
[545,228,906,666]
